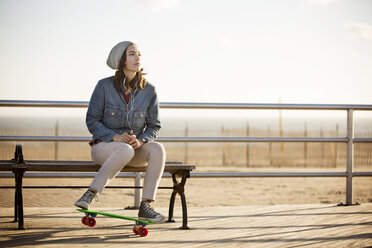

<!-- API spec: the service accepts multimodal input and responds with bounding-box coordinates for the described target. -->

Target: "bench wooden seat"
[0,145,195,230]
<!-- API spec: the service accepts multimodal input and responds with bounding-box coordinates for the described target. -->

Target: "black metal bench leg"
[167,190,177,223]
[14,183,18,223]
[167,171,190,229]
[13,169,26,230]
[179,190,189,230]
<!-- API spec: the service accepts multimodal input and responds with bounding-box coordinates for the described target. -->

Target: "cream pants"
[89,141,166,201]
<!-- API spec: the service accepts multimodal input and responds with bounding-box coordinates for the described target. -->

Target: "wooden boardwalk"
[0,204,371,247]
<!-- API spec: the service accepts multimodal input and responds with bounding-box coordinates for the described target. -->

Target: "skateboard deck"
[77,209,154,236]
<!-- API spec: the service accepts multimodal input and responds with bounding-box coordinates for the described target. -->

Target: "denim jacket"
[86,76,161,143]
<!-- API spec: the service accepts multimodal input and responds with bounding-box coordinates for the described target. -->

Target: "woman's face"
[124,44,141,73]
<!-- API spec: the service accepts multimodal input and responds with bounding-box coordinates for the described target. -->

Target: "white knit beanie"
[106,41,134,70]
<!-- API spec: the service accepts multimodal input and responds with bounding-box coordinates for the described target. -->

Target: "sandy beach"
[1,166,371,209]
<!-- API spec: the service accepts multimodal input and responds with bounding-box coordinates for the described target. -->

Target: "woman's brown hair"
[113,46,147,92]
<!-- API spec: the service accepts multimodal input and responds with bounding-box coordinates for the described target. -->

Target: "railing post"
[134,172,142,208]
[346,109,354,205]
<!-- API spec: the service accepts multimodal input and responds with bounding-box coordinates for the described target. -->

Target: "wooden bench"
[0,145,195,230]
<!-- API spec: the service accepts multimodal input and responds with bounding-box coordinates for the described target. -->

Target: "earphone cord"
[124,78,139,132]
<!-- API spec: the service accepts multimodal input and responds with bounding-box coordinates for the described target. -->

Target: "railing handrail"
[1,100,372,110]
[1,135,372,143]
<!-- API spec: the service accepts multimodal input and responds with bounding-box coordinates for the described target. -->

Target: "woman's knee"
[114,142,135,161]
[148,142,166,157]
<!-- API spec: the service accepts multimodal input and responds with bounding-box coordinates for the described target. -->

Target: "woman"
[74,41,166,223]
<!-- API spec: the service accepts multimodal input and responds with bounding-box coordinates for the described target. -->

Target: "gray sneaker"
[74,190,98,210]
[138,201,165,223]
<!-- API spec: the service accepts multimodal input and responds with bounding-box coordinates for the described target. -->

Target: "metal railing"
[1,100,372,205]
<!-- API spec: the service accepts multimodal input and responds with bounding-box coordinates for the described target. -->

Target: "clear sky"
[0,0,372,118]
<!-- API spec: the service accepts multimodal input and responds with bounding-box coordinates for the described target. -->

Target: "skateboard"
[77,209,154,237]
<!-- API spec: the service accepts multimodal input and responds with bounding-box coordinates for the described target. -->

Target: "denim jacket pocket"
[132,111,146,130]
[103,107,123,128]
